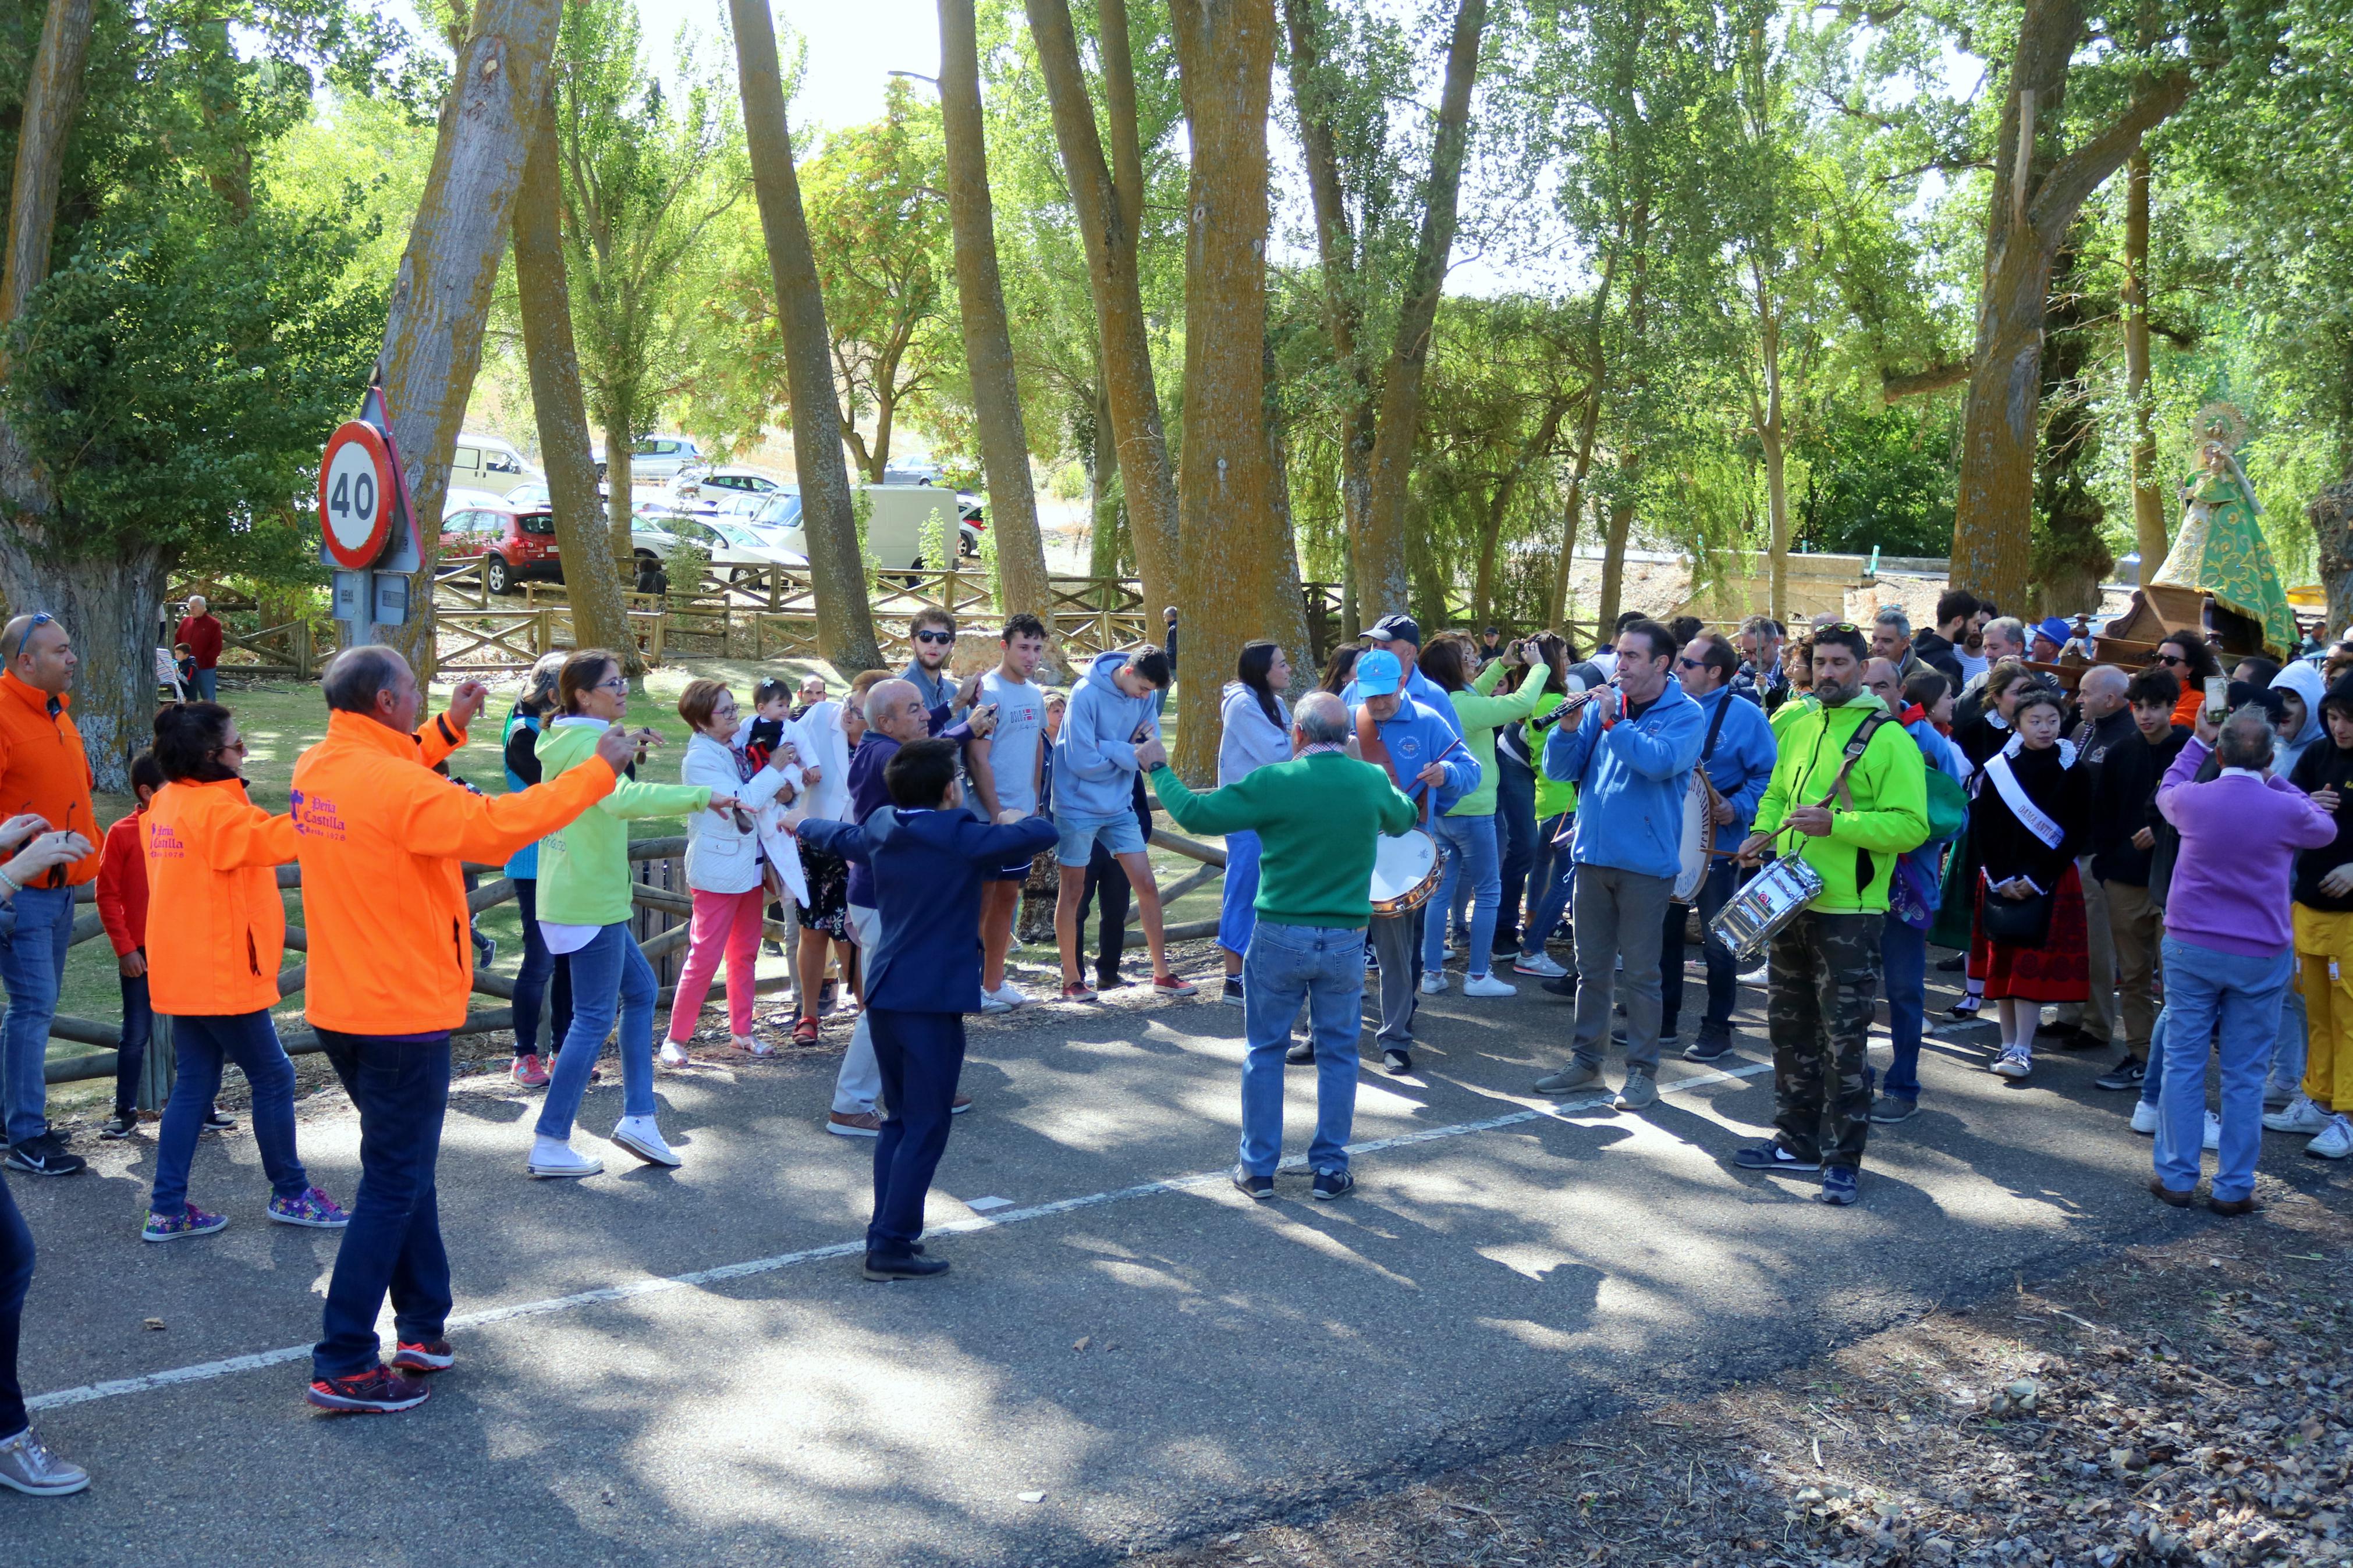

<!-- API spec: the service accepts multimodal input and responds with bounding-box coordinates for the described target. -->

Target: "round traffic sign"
[319,421,397,568]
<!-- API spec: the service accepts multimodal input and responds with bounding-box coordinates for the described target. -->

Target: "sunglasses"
[913,630,954,645]
[13,611,52,660]
[1674,656,1708,671]
[2151,651,2187,667]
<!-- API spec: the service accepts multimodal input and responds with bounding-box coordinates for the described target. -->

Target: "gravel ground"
[1135,1185,2352,1568]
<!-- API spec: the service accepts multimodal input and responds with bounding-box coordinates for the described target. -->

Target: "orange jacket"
[143,777,298,1016]
[0,671,98,887]
[291,708,617,1034]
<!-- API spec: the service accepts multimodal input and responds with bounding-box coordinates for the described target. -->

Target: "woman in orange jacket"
[140,703,349,1243]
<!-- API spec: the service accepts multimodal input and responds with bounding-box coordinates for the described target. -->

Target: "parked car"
[438,495,560,596]
[630,509,808,584]
[746,485,979,569]
[450,432,538,498]
[595,433,704,483]
[881,457,944,486]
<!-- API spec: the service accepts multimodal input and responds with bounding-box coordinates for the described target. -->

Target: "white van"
[449,432,536,497]
[747,485,977,570]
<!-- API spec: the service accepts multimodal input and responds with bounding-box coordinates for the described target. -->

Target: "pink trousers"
[668,886,765,1040]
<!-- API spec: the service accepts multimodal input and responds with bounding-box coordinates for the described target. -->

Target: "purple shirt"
[842,708,977,908]
[2156,736,2336,957]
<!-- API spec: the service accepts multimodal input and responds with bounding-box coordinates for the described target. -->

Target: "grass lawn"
[47,656,1223,1112]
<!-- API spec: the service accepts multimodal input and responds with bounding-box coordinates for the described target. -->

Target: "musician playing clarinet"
[1731,622,1928,1207]
[1138,693,1415,1201]
[1350,649,1481,1078]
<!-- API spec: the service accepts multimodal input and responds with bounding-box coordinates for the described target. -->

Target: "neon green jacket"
[1442,660,1552,817]
[535,720,712,926]
[1750,695,1929,914]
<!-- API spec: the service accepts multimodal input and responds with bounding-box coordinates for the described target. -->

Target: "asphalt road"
[8,947,2344,1566]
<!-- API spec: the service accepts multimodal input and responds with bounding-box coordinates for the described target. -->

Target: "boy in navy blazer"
[794,738,1059,1279]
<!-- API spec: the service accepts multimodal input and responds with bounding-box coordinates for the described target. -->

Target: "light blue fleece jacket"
[1218,681,1291,787]
[1362,696,1480,817]
[1687,684,1780,851]
[1543,679,1706,878]
[1053,649,1164,820]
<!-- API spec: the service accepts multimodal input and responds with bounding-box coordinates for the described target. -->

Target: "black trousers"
[866,1009,966,1257]
[1074,844,1131,986]
[0,1176,29,1437]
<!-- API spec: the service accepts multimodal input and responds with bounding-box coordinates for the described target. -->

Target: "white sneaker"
[1513,950,1567,978]
[1419,972,1448,995]
[1990,1048,2033,1079]
[658,1039,691,1068]
[611,1115,682,1168]
[979,993,1014,1015]
[527,1136,602,1179]
[2202,1110,2222,1152]
[2307,1112,2353,1159]
[1462,972,1517,998]
[1738,959,1768,984]
[2130,1100,2160,1135]
[2263,1094,2330,1135]
[991,982,1031,1009]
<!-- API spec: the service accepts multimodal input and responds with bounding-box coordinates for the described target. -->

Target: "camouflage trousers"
[1766,909,1883,1171]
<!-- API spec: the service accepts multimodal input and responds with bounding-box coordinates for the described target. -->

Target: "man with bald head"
[2059,663,2157,1065]
[173,593,223,704]
[0,612,101,1174]
[1138,691,1417,1199]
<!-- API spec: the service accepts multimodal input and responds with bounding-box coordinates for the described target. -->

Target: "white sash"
[1984,737,2074,851]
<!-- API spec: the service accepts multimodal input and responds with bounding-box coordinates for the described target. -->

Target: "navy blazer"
[800,806,1059,1014]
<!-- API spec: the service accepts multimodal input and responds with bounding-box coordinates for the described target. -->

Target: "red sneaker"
[1151,974,1199,998]
[511,1053,549,1088]
[392,1339,455,1373]
[307,1364,431,1413]
[1060,981,1098,1002]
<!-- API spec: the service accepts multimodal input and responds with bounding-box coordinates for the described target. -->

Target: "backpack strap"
[1818,709,1895,813]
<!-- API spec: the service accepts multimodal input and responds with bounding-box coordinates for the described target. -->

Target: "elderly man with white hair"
[172,593,224,704]
[1138,692,1417,1201]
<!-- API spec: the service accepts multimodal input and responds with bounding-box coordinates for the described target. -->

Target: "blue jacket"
[1544,680,1707,877]
[800,806,1059,1013]
[1341,663,1463,736]
[1360,696,1480,817]
[1688,684,1779,851]
[1053,650,1162,819]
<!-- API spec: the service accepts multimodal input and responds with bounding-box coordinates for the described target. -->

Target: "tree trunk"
[513,84,639,674]
[1554,486,1586,635]
[1261,330,1312,688]
[2029,229,2113,616]
[0,0,94,374]
[729,0,883,673]
[1357,0,1488,619]
[1546,250,1616,631]
[2312,481,2353,638]
[1948,5,2191,607]
[1749,257,1790,623]
[374,0,566,679]
[2123,144,2166,572]
[1168,0,1280,784]
[1024,0,1181,627]
[1087,383,1126,579]
[1472,397,1567,625]
[1595,221,1651,633]
[938,0,1054,641]
[605,431,636,581]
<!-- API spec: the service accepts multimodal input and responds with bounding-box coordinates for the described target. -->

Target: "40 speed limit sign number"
[318,420,398,568]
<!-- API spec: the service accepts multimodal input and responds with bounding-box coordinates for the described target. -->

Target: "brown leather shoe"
[2148,1178,2195,1208]
[826,1111,882,1138]
[2208,1193,2264,1217]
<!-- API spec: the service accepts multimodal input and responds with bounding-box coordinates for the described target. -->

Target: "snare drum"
[1708,854,1825,961]
[1368,829,1443,916]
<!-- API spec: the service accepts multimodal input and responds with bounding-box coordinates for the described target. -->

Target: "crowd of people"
[0,581,2340,1492]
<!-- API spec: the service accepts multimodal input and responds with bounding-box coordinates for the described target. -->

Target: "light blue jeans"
[0,885,74,1147]
[1238,922,1365,1176]
[1218,830,1262,958]
[1423,814,1501,976]
[537,922,659,1141]
[2155,935,2292,1203]
[1520,812,1575,959]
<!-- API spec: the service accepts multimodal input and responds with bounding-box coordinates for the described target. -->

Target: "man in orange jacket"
[294,645,638,1415]
[0,613,100,1178]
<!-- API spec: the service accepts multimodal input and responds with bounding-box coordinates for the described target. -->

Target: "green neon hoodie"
[534,719,712,926]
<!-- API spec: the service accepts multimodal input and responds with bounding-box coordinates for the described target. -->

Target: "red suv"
[441,497,559,595]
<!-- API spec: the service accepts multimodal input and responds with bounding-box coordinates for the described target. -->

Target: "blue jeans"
[149,1011,309,1217]
[1660,859,1738,1037]
[1218,830,1262,958]
[114,968,153,1115]
[2141,1007,2170,1109]
[0,884,74,1146]
[509,880,573,1058]
[1239,922,1365,1175]
[1493,753,1538,948]
[2155,936,2291,1203]
[314,1030,452,1378]
[1879,918,1930,1100]
[192,666,218,703]
[865,1009,964,1256]
[1520,813,1575,959]
[1424,814,1502,976]
[537,922,658,1140]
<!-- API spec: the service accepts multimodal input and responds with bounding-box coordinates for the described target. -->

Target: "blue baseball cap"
[1355,648,1404,696]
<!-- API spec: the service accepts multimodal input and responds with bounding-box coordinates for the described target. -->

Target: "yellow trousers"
[2293,905,2353,1110]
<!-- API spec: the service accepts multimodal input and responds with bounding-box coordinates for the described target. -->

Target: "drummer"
[1136,694,1416,1200]
[1732,623,1929,1207]
[1349,649,1480,1076]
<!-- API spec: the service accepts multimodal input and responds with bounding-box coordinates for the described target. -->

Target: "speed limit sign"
[319,420,397,568]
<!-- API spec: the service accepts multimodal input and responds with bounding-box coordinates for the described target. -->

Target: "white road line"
[29,1060,1774,1414]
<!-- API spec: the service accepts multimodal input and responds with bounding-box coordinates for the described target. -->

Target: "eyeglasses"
[913,630,954,645]
[2152,651,2187,667]
[13,611,51,660]
[1674,656,1708,671]
[594,678,627,692]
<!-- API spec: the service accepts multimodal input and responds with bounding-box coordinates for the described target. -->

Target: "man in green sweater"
[1138,692,1417,1201]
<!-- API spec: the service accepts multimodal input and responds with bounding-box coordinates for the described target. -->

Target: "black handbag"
[1978,872,2054,945]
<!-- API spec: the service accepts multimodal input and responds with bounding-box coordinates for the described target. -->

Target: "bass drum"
[1369,829,1443,916]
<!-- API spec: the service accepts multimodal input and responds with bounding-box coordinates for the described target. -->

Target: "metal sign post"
[318,375,423,650]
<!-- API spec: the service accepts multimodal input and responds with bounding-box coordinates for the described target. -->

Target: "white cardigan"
[679,730,805,901]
